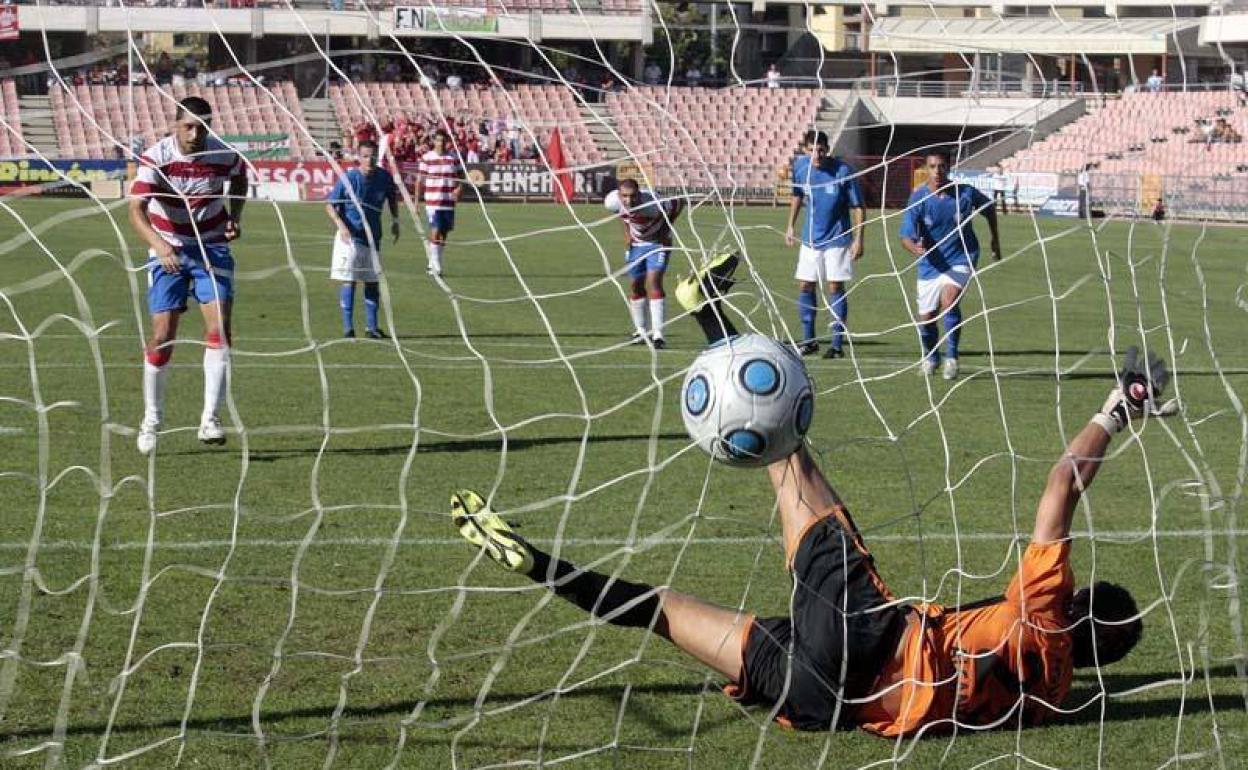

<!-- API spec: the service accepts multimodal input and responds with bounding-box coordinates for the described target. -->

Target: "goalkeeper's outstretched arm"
[1031,423,1113,545]
[1031,348,1170,544]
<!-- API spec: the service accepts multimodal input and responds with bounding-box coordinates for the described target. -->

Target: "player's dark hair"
[1068,581,1143,668]
[618,178,639,192]
[357,138,378,152]
[434,128,450,141]
[175,96,213,121]
[802,129,830,148]
[926,148,952,165]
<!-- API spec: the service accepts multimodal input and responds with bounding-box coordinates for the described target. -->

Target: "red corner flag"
[547,127,574,204]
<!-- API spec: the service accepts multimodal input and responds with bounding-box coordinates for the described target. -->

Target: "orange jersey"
[858,541,1075,736]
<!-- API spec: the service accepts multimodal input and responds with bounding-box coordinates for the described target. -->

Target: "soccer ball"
[680,334,815,467]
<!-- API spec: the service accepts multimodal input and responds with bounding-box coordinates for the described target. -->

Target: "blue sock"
[339,283,355,333]
[798,288,817,342]
[364,282,380,332]
[921,321,940,363]
[828,289,847,351]
[944,303,962,360]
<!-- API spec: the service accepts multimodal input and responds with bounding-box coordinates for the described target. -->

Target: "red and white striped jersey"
[131,135,245,248]
[418,150,460,211]
[604,188,678,245]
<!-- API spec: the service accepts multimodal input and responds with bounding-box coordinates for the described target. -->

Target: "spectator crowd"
[347,112,544,165]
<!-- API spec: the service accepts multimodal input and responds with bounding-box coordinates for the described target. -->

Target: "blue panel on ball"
[795,394,814,435]
[724,429,765,459]
[685,375,710,416]
[740,359,779,395]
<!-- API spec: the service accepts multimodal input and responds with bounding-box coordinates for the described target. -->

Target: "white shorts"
[916,266,971,315]
[330,237,382,282]
[795,245,853,283]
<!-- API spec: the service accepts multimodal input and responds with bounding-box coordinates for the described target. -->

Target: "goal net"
[1,0,1246,767]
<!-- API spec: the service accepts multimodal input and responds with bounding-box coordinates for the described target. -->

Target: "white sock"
[202,345,229,421]
[648,298,666,339]
[629,298,648,334]
[143,361,168,425]
[427,242,444,273]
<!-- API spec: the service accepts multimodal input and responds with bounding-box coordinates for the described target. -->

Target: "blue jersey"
[328,167,397,250]
[791,155,863,249]
[900,183,993,279]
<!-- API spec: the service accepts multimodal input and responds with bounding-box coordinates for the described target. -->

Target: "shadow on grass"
[1061,664,1247,726]
[0,682,736,744]
[393,331,622,341]
[183,432,690,462]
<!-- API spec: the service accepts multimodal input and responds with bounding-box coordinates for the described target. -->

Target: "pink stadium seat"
[1006,91,1248,179]
[48,83,315,160]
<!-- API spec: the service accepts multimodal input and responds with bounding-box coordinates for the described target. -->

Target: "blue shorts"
[428,208,455,234]
[147,242,234,315]
[626,243,668,280]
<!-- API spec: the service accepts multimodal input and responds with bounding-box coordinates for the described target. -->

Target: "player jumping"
[416,129,463,278]
[129,96,247,455]
[603,179,684,349]
[900,149,1001,380]
[452,347,1165,735]
[785,130,865,359]
[325,138,400,339]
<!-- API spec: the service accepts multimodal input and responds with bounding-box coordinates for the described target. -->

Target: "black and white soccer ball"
[680,334,815,467]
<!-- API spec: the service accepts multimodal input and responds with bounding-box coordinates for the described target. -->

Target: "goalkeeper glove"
[1092,346,1170,435]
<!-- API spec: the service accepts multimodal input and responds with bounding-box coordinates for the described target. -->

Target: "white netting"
[1,1,1246,767]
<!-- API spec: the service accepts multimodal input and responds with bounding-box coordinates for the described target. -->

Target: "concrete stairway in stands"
[581,102,626,162]
[301,97,341,156]
[18,95,60,158]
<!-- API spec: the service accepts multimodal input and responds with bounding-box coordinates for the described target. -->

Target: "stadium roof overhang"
[869,17,1207,56]
[1199,12,1248,47]
[15,5,651,43]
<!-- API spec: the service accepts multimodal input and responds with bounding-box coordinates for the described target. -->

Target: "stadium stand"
[605,86,820,191]
[1003,91,1248,178]
[48,82,314,159]
[1,80,24,157]
[329,83,602,166]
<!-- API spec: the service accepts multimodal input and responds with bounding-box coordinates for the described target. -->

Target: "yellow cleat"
[676,251,740,313]
[451,489,535,574]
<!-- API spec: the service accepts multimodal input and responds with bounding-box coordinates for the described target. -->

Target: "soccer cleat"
[343,329,356,339]
[822,346,843,360]
[365,328,388,340]
[198,415,227,446]
[921,357,938,377]
[629,332,648,345]
[795,341,819,357]
[943,358,959,380]
[136,418,159,456]
[451,489,534,574]
[676,251,740,313]
[650,336,667,350]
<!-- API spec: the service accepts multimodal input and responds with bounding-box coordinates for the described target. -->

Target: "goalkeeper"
[452,349,1167,735]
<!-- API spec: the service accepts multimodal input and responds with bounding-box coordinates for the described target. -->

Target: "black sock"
[694,303,739,345]
[527,548,662,629]
[694,254,740,345]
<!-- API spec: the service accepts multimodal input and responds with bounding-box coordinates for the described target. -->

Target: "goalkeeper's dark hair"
[357,138,378,152]
[175,96,213,121]
[926,147,953,165]
[1068,581,1143,668]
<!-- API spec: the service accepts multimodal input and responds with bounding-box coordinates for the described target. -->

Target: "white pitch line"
[1,528,1244,553]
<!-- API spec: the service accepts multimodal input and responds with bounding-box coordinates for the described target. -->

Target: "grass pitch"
[0,196,1246,768]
